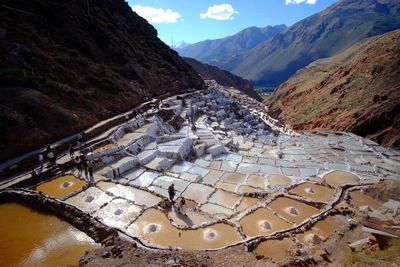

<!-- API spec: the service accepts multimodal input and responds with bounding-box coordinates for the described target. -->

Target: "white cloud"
[131,5,182,23]
[200,4,238,20]
[286,0,317,5]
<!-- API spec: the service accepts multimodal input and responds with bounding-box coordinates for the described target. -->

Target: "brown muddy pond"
[255,238,294,263]
[323,171,359,186]
[127,208,241,250]
[235,197,260,212]
[268,174,292,187]
[36,175,85,198]
[289,183,335,203]
[92,143,116,154]
[0,203,98,267]
[268,197,320,225]
[350,191,382,210]
[297,215,346,243]
[240,208,293,237]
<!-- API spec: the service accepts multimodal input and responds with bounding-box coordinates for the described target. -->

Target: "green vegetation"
[343,239,400,267]
[0,67,36,87]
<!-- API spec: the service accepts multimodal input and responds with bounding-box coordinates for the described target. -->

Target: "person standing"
[179,197,186,216]
[47,150,55,168]
[37,153,44,168]
[31,168,38,184]
[74,155,82,176]
[69,144,75,158]
[168,183,176,203]
[82,157,88,180]
[87,160,94,184]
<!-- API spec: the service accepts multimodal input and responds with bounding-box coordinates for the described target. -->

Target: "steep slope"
[0,0,204,162]
[176,25,287,64]
[183,57,262,101]
[224,0,400,86]
[265,29,400,148]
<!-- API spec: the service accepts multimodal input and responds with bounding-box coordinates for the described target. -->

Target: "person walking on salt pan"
[168,183,176,204]
[178,197,186,216]
[87,160,94,184]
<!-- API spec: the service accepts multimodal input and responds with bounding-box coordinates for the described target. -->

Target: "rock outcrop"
[266,29,400,148]
[183,57,262,101]
[0,0,204,162]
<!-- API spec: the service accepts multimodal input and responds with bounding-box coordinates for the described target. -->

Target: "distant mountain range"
[175,25,287,65]
[172,41,191,50]
[266,29,400,148]
[183,57,262,101]
[180,0,400,87]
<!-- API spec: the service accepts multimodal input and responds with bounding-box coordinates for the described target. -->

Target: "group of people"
[37,144,57,169]
[168,183,187,216]
[74,154,95,184]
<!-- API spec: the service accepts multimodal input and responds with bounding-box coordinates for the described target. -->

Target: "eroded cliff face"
[266,29,400,148]
[0,0,204,162]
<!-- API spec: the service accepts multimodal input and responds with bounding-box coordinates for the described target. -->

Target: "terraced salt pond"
[323,170,360,186]
[255,238,294,262]
[0,203,98,266]
[35,175,85,198]
[127,208,241,250]
[349,191,382,209]
[4,84,400,265]
[240,208,292,237]
[288,183,335,203]
[267,197,320,225]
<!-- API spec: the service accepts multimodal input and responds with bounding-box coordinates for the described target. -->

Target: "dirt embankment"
[0,0,204,163]
[266,29,400,149]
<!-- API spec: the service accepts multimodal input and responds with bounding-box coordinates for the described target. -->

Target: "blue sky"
[128,0,338,44]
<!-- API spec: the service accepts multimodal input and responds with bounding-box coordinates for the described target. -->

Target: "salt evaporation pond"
[35,175,85,198]
[0,203,98,267]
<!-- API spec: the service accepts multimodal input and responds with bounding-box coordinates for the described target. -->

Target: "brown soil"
[265,29,400,148]
[79,242,268,267]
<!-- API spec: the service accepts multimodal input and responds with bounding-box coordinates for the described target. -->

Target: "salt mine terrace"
[1,81,399,265]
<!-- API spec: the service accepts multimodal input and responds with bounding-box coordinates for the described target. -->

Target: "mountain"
[183,57,262,101]
[223,0,400,86]
[172,41,191,50]
[0,0,204,162]
[265,29,400,148]
[175,25,287,64]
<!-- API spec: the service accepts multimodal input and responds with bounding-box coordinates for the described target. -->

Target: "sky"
[128,0,338,45]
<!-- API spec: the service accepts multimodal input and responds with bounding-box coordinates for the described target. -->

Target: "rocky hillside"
[0,0,204,162]
[266,29,400,148]
[176,25,287,65]
[183,57,262,101]
[222,0,400,86]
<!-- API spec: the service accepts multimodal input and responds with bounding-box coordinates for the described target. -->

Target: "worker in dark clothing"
[69,144,75,158]
[31,168,38,184]
[168,183,176,203]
